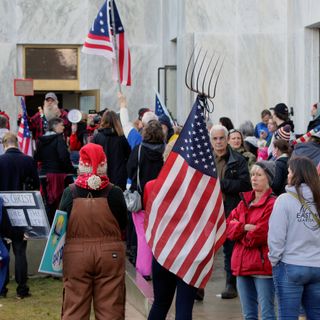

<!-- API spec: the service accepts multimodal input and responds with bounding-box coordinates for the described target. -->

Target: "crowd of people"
[0,92,320,319]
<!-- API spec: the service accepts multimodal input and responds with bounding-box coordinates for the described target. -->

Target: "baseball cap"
[270,103,289,116]
[45,92,58,101]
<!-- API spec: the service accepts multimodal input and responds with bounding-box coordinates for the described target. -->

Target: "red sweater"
[226,188,276,276]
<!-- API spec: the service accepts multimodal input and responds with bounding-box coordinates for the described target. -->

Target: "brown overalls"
[61,185,125,320]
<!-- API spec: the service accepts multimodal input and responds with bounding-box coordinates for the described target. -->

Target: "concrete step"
[125,259,153,317]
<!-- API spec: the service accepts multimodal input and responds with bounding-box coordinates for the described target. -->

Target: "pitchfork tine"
[202,52,215,96]
[185,48,196,91]
[207,54,221,98]
[196,50,208,94]
[190,48,203,92]
[209,56,225,99]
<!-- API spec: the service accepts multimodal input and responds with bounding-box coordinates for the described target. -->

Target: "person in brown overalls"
[59,143,127,320]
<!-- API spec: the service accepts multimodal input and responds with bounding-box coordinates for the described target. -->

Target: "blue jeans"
[273,261,320,320]
[237,276,276,320]
[148,258,197,320]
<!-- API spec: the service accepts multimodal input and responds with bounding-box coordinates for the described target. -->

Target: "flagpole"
[109,0,122,93]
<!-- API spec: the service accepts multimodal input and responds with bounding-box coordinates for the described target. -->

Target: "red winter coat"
[226,188,276,276]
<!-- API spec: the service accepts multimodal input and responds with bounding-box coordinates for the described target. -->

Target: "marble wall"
[0,0,320,134]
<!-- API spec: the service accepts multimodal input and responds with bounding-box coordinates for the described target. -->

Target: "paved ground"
[126,249,242,319]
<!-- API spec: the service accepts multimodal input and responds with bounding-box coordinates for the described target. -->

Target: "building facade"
[0,0,320,134]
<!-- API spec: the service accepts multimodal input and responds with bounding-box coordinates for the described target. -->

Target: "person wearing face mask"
[227,161,277,320]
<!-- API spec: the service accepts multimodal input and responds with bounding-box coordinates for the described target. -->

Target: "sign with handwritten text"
[0,191,50,239]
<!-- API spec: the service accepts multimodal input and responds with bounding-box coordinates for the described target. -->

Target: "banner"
[0,191,50,239]
[38,210,68,277]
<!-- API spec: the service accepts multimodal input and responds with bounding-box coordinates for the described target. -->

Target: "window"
[23,46,80,91]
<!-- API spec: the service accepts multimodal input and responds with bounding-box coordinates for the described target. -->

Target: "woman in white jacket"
[268,156,320,319]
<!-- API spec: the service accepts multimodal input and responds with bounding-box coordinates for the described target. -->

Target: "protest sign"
[0,191,50,239]
[38,210,68,277]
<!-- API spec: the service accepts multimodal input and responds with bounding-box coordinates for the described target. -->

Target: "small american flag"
[145,96,226,288]
[82,0,131,86]
[155,91,174,125]
[18,98,32,156]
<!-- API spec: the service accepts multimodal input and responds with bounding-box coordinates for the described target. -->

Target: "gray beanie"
[255,160,276,185]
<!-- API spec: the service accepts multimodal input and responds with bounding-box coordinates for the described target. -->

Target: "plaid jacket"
[29,109,71,142]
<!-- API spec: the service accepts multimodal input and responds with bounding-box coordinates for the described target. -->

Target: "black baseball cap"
[270,103,289,116]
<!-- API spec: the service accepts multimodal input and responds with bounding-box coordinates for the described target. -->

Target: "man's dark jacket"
[220,147,252,217]
[0,148,40,239]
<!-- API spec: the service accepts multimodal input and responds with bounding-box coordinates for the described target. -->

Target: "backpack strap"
[69,183,114,199]
[69,183,79,199]
[100,183,113,198]
[287,191,320,227]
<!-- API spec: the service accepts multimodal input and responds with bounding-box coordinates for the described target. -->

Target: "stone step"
[125,259,154,317]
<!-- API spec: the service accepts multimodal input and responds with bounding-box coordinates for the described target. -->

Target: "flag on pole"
[292,125,320,145]
[82,0,131,85]
[17,98,32,156]
[145,96,226,289]
[155,91,174,125]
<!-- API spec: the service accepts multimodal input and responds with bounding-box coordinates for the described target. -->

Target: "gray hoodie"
[268,184,320,267]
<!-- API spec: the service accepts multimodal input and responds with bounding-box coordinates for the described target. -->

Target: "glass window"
[25,48,78,80]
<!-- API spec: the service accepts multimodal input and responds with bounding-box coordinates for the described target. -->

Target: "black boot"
[221,275,237,299]
[195,288,205,301]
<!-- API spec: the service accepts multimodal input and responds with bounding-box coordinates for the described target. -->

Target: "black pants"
[223,238,235,283]
[148,258,197,320]
[0,239,29,296]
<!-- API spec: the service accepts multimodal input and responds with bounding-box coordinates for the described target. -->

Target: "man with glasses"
[210,125,251,299]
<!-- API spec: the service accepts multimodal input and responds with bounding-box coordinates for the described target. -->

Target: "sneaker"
[16,293,32,300]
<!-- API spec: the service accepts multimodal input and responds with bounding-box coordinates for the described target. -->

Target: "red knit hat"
[77,143,108,190]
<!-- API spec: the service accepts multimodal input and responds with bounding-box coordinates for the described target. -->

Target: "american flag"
[145,96,226,288]
[155,91,174,125]
[17,98,32,156]
[292,124,320,145]
[82,0,131,85]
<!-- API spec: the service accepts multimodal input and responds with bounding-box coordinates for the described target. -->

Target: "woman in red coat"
[226,160,276,320]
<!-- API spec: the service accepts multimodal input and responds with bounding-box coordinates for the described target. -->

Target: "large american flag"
[82,0,131,85]
[145,96,226,288]
[155,91,174,125]
[18,98,32,156]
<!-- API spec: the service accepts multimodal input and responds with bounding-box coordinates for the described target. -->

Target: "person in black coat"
[126,120,165,266]
[127,120,165,201]
[307,102,320,132]
[34,118,74,175]
[34,118,75,224]
[0,132,40,299]
[210,124,252,299]
[271,139,291,195]
[93,110,131,191]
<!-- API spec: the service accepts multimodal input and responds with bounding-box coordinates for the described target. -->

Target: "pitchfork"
[185,48,224,112]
